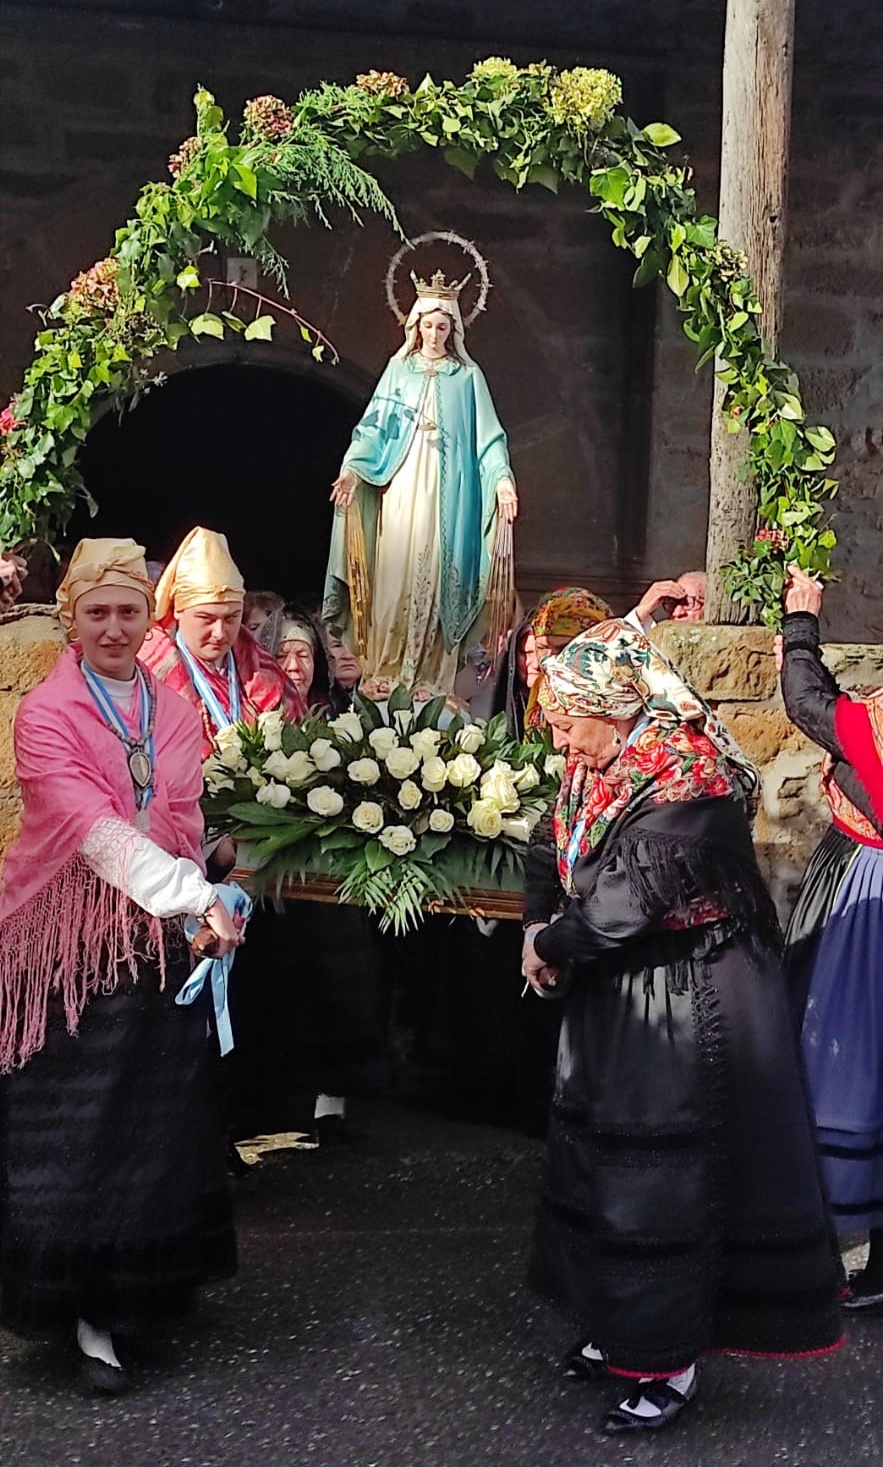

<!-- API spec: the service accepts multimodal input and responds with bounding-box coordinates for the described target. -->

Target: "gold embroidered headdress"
[56,537,156,634]
[154,527,245,623]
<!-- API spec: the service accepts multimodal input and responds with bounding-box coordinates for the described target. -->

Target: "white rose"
[348,757,382,786]
[409,728,442,759]
[514,763,541,793]
[257,709,285,751]
[284,750,317,787]
[456,723,485,755]
[215,738,244,772]
[544,753,566,780]
[421,756,448,793]
[386,746,420,780]
[203,758,234,793]
[397,779,422,811]
[501,814,532,843]
[256,781,292,809]
[310,738,342,772]
[392,709,413,736]
[215,724,242,754]
[466,798,503,839]
[246,767,267,789]
[368,726,399,758]
[428,808,454,834]
[263,749,292,782]
[329,709,364,742]
[379,824,417,855]
[480,760,520,813]
[446,752,482,788]
[352,801,384,834]
[307,785,344,817]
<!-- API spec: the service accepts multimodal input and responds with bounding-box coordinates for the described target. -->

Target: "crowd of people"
[0,262,878,1434]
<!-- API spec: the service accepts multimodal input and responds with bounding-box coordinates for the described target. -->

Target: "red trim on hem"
[605,1335,846,1378]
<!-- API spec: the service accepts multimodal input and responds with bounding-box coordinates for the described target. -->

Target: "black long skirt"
[0,953,235,1337]
[228,899,390,1136]
[530,927,844,1376]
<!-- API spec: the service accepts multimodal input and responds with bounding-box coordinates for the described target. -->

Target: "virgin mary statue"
[322,271,517,701]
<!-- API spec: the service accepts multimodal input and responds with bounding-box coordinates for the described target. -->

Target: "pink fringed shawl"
[0,646,206,1071]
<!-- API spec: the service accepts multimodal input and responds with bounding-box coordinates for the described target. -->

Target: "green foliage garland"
[0,61,837,624]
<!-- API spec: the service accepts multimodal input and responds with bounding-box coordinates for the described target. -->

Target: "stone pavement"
[1,1099,879,1467]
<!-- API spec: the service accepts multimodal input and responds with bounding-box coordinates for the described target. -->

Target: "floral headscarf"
[538,618,759,890]
[530,586,612,640]
[524,586,612,734]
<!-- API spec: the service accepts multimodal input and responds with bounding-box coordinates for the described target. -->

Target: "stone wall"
[653,623,883,912]
[0,609,66,853]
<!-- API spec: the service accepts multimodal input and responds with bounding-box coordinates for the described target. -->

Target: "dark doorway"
[74,362,359,605]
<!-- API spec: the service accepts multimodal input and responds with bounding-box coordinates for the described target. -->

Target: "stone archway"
[73,352,362,600]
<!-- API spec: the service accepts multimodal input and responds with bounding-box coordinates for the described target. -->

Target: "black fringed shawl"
[528,793,781,986]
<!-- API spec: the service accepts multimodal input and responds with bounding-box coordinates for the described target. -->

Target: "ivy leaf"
[244,315,274,341]
[806,425,836,455]
[190,312,225,339]
[443,146,479,180]
[666,254,689,297]
[176,265,200,291]
[642,123,682,147]
[232,162,258,199]
[777,393,804,421]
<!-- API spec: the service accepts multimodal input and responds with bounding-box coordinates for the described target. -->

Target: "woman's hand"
[496,478,518,524]
[522,923,560,995]
[202,895,243,958]
[784,564,823,618]
[330,467,358,511]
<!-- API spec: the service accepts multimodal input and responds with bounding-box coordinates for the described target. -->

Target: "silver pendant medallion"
[128,749,153,790]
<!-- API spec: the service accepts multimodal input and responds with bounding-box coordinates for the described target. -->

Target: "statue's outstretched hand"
[496,478,518,524]
[330,468,358,510]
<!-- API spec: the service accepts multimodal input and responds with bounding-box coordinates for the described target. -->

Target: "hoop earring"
[610,731,622,752]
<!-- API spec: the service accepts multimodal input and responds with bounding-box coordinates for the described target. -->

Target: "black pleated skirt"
[530,928,844,1375]
[0,953,235,1337]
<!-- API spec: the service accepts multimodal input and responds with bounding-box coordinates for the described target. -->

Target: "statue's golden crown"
[410,269,471,300]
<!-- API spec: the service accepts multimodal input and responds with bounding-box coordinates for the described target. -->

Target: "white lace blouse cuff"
[80,817,216,919]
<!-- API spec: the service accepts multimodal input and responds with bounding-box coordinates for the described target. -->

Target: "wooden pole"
[705,0,795,623]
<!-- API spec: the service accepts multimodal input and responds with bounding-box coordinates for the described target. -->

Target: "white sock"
[76,1318,121,1369]
[314,1094,346,1120]
[618,1363,696,1418]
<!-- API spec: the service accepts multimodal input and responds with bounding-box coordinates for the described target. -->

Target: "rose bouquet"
[201,687,564,933]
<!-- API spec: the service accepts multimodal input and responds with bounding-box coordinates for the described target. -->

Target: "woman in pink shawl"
[0,539,240,1394]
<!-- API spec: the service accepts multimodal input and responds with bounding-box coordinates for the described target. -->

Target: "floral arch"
[0,60,837,625]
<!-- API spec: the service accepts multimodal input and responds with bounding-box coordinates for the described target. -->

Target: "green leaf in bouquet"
[352,691,385,731]
[418,831,452,858]
[282,721,314,754]
[320,829,364,852]
[414,694,448,730]
[444,712,465,741]
[227,802,301,825]
[386,683,413,716]
[365,839,395,872]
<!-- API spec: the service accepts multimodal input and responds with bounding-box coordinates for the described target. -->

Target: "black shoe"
[842,1269,883,1314]
[312,1114,351,1148]
[561,1336,608,1382]
[602,1374,696,1434]
[79,1354,130,1395]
